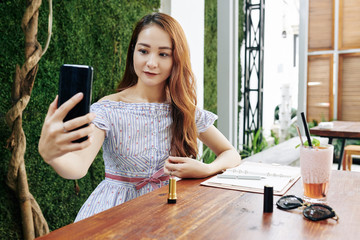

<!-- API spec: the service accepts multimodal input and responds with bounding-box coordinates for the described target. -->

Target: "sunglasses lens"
[303,204,335,221]
[276,195,303,210]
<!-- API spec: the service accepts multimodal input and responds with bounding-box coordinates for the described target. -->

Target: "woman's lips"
[144,71,157,77]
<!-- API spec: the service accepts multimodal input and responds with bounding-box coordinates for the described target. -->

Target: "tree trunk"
[6,0,50,239]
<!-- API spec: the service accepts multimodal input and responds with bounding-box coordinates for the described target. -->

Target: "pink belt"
[105,168,169,190]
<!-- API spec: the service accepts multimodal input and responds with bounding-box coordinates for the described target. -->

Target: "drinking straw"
[300,112,313,148]
[295,125,304,146]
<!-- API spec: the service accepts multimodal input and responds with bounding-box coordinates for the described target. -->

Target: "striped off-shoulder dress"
[74,100,217,222]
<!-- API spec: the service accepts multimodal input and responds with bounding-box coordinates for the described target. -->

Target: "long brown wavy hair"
[117,12,198,158]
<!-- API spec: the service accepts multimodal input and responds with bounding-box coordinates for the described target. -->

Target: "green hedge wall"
[204,0,218,115]
[0,0,159,238]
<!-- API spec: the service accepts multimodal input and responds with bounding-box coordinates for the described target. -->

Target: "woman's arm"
[198,125,241,174]
[43,127,105,179]
[38,93,105,179]
[164,125,241,178]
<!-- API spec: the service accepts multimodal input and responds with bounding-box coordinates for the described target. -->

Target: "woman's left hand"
[164,156,212,178]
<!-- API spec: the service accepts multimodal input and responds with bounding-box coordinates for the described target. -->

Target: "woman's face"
[133,24,173,89]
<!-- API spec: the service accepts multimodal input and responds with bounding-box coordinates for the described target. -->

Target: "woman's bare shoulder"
[98,92,122,102]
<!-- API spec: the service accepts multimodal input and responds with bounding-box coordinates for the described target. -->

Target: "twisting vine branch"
[5,0,53,239]
[42,0,52,57]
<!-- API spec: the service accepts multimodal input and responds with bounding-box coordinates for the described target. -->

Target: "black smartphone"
[58,64,93,143]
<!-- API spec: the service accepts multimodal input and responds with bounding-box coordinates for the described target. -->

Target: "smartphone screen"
[58,64,93,142]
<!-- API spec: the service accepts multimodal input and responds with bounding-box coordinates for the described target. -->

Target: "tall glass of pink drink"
[300,144,334,203]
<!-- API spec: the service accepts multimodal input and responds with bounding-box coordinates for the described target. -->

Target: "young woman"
[38,12,241,222]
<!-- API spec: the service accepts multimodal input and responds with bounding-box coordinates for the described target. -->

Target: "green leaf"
[295,138,320,148]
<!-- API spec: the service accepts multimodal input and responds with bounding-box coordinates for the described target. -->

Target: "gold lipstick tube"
[167,178,177,204]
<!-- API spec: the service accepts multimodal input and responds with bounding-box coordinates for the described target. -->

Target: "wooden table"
[310,121,360,169]
[37,170,360,240]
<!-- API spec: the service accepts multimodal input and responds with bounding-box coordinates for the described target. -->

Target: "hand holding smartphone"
[58,64,93,143]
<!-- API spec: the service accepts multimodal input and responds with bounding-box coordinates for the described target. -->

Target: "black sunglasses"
[276,195,339,221]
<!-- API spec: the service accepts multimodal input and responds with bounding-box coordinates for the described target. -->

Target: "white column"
[217,0,239,148]
[297,0,308,134]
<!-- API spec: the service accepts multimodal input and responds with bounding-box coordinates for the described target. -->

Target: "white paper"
[201,161,301,194]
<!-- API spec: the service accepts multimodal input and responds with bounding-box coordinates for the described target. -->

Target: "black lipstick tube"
[263,185,273,213]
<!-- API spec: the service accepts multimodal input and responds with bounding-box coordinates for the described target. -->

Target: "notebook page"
[201,161,301,194]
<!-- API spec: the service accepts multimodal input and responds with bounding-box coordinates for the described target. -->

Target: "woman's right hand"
[38,92,96,164]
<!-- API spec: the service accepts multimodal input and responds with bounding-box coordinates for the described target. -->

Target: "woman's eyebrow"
[138,43,150,48]
[138,43,172,50]
[159,46,172,50]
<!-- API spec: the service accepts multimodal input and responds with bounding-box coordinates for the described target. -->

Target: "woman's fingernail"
[76,92,83,98]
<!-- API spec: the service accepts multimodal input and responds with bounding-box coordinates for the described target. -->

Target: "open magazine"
[201,161,301,196]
